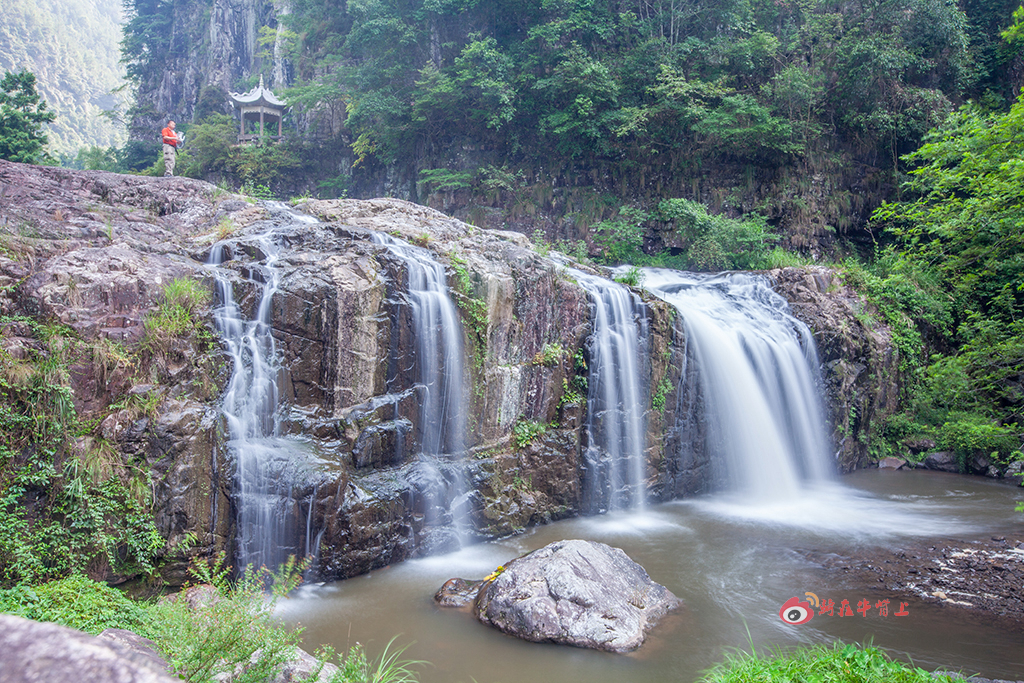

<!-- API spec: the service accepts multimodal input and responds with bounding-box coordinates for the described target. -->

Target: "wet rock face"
[0,615,178,683]
[4,160,909,587]
[474,539,681,652]
[769,266,899,472]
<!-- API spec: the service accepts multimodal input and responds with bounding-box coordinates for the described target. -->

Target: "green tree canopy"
[0,70,56,163]
[871,90,1024,441]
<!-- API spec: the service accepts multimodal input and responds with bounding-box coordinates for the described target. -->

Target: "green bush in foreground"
[701,642,959,683]
[0,560,424,683]
[0,573,151,635]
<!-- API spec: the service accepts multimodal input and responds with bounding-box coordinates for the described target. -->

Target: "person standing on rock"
[161,121,180,177]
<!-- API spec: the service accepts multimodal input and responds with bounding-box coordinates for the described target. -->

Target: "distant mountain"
[0,0,126,155]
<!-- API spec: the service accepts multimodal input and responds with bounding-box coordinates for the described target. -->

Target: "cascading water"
[641,268,833,502]
[572,269,648,512]
[208,206,318,572]
[371,233,469,538]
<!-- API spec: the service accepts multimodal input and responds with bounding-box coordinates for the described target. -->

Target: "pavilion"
[228,75,286,143]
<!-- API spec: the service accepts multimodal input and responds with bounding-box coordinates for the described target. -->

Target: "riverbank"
[811,534,1024,620]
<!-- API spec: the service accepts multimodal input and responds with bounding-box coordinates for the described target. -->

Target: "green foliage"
[143,555,424,683]
[0,317,164,586]
[531,343,565,367]
[512,420,548,448]
[593,206,648,264]
[841,254,951,377]
[120,0,174,86]
[657,198,776,271]
[614,266,644,288]
[0,70,56,163]
[418,168,476,193]
[142,278,213,353]
[530,229,550,257]
[935,414,1020,467]
[71,146,120,172]
[448,253,488,348]
[652,376,673,413]
[0,574,151,635]
[861,89,1024,460]
[145,556,303,683]
[181,114,237,178]
[874,97,1024,328]
[557,377,584,409]
[701,642,959,683]
[0,567,425,683]
[113,0,1008,252]
[233,140,302,190]
[762,246,810,269]
[240,181,276,201]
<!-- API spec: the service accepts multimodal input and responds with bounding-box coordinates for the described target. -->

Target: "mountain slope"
[0,0,126,154]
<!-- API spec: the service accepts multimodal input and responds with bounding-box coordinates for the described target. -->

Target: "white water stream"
[641,268,833,501]
[208,206,318,572]
[573,269,649,512]
[371,233,470,538]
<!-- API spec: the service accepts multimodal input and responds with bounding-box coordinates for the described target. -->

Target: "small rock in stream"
[434,578,485,608]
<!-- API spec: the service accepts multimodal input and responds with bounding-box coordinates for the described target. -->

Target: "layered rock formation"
[0,159,895,585]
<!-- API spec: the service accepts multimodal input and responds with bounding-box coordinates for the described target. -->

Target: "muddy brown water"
[277,470,1024,682]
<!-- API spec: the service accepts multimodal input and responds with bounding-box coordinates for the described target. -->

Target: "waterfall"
[573,269,648,512]
[371,233,469,539]
[642,268,833,501]
[208,206,317,572]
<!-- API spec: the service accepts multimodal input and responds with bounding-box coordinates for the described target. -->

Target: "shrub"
[0,574,150,635]
[531,343,565,366]
[142,278,213,355]
[936,414,1020,469]
[614,266,644,288]
[513,419,548,448]
[147,576,299,682]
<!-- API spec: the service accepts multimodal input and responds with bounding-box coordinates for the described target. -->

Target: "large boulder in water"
[473,539,680,652]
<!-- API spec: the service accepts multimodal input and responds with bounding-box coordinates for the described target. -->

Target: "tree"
[871,93,1024,432]
[0,70,56,163]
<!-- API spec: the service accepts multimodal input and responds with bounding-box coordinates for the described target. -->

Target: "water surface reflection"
[278,470,1024,682]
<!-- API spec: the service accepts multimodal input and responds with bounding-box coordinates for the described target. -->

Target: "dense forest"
[0,0,126,155]
[117,0,1023,255]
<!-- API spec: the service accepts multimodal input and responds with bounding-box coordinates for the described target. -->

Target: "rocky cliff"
[769,267,899,472]
[0,159,894,584]
[127,0,279,140]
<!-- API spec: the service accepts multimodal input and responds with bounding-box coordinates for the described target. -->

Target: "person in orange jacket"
[161,121,180,176]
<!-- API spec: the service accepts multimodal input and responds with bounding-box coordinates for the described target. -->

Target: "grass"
[0,562,426,683]
[141,278,214,357]
[700,642,961,683]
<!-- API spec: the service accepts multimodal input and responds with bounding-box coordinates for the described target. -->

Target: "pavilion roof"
[228,75,286,109]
